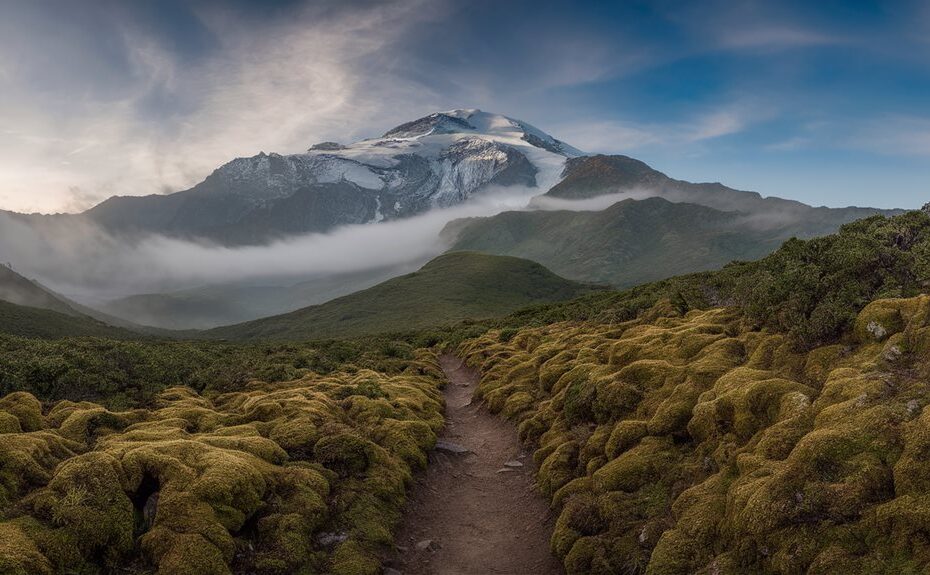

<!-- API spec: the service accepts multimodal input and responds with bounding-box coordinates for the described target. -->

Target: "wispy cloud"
[851,116,930,157]
[555,104,763,153]
[717,25,841,51]
[0,185,540,297]
[0,0,446,214]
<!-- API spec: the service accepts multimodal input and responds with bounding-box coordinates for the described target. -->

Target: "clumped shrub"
[459,294,930,574]
[0,352,445,574]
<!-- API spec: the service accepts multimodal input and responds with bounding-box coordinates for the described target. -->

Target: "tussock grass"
[460,296,930,574]
[0,351,444,575]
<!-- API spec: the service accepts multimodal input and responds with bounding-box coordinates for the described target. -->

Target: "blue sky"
[0,0,927,212]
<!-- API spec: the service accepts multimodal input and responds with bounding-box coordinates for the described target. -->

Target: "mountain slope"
[544,154,898,226]
[0,265,81,316]
[444,152,899,287]
[445,197,788,287]
[0,299,137,339]
[204,252,599,340]
[100,265,410,330]
[0,264,171,337]
[450,209,930,574]
[79,110,580,245]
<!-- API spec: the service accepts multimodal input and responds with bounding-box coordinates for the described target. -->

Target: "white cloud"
[0,0,446,214]
[553,104,761,154]
[0,185,540,298]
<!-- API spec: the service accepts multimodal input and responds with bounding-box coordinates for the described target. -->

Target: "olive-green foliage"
[0,334,434,409]
[0,350,444,575]
[450,210,930,353]
[459,294,930,574]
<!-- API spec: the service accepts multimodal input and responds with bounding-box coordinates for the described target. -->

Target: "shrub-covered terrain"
[0,349,444,575]
[0,334,440,410]
[465,210,930,353]
[459,294,930,574]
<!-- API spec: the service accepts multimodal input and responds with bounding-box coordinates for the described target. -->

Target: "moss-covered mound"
[459,295,930,574]
[0,350,444,575]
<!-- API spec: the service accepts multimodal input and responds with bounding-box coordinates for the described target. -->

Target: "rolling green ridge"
[0,300,137,339]
[0,265,81,316]
[456,209,930,351]
[438,154,896,290]
[445,197,785,287]
[203,251,600,341]
[99,265,409,330]
[0,264,169,337]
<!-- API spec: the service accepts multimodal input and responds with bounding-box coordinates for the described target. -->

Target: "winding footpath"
[386,354,564,575]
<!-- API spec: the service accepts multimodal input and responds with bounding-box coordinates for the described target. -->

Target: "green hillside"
[0,265,80,316]
[100,265,407,330]
[446,193,897,288]
[446,197,787,287]
[0,265,167,338]
[450,208,930,574]
[204,252,599,341]
[0,299,136,339]
[462,209,930,351]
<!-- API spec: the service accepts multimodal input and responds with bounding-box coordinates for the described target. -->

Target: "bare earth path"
[386,354,564,575]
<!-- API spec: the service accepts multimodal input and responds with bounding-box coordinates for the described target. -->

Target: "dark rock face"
[521,131,570,155]
[309,142,346,151]
[383,113,476,138]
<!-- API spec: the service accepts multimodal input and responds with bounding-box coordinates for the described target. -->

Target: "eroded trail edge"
[387,354,564,575]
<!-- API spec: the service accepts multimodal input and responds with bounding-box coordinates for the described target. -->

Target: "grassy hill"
[438,154,895,290]
[204,252,599,341]
[446,208,930,574]
[0,265,81,316]
[0,265,167,338]
[100,265,409,330]
[446,197,788,287]
[456,209,930,352]
[0,299,137,339]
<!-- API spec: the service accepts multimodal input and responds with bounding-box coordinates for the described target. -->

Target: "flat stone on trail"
[383,568,404,575]
[496,468,516,473]
[435,441,470,454]
[415,539,439,552]
[503,460,524,468]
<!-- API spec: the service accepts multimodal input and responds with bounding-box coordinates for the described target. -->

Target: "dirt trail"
[386,354,564,575]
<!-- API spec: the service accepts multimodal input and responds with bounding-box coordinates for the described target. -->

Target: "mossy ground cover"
[0,350,444,575]
[459,295,930,574]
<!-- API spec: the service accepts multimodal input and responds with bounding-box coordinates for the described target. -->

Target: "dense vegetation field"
[0,350,444,575]
[0,334,439,410]
[459,295,930,573]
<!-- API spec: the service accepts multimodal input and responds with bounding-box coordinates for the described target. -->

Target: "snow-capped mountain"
[82,110,584,245]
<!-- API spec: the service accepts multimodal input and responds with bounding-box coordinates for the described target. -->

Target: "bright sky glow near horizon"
[0,0,927,213]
